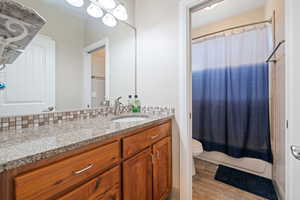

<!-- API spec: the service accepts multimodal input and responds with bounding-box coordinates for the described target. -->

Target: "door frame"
[178,0,292,199]
[83,38,110,108]
[178,1,204,199]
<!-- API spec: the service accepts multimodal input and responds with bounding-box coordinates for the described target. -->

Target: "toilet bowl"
[192,139,203,176]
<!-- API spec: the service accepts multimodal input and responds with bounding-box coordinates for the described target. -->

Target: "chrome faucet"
[114,96,123,115]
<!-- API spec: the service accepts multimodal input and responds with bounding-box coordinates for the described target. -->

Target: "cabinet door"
[123,148,153,200]
[153,137,172,200]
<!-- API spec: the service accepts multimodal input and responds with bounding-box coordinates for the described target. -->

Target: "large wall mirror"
[0,0,136,116]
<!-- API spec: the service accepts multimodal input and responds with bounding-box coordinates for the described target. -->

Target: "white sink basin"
[111,115,149,123]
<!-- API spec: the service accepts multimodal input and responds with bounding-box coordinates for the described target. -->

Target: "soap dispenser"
[132,95,141,113]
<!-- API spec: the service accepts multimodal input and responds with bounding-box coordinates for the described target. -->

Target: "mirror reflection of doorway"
[90,47,106,108]
[83,38,110,109]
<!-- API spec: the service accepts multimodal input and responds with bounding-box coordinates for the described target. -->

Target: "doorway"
[83,38,110,108]
[90,48,106,108]
[179,0,287,199]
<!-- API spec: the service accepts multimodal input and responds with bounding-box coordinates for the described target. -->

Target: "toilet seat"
[192,139,203,176]
[192,139,203,156]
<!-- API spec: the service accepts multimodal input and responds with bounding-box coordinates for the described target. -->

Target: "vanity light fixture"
[112,4,128,21]
[87,3,104,18]
[65,0,128,27]
[102,13,117,27]
[65,0,84,7]
[98,0,116,9]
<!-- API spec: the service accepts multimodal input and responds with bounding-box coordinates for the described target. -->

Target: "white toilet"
[192,139,203,176]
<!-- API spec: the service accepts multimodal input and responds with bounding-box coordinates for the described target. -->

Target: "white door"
[286,0,300,199]
[0,35,55,116]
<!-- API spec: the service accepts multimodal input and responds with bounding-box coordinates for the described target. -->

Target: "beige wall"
[17,0,85,111]
[192,6,266,39]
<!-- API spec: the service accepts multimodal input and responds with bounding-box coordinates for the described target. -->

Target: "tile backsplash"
[0,106,175,132]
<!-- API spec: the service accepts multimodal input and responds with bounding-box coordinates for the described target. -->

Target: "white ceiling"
[192,0,268,28]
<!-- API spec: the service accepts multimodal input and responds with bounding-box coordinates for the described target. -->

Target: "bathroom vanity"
[0,114,172,200]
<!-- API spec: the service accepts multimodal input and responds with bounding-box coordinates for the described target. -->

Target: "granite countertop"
[0,113,174,172]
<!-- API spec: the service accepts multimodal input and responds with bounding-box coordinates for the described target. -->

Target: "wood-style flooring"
[192,158,267,200]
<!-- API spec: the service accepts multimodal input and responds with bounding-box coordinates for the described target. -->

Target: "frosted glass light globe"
[98,0,116,9]
[112,4,128,21]
[87,3,104,18]
[102,13,117,27]
[65,0,84,7]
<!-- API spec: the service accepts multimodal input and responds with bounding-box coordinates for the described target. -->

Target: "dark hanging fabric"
[192,63,273,163]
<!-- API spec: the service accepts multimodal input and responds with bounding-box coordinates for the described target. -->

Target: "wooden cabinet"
[123,148,153,200]
[15,141,120,200]
[123,126,172,200]
[0,120,172,200]
[94,184,120,200]
[58,166,120,200]
[153,137,172,200]
[123,122,171,158]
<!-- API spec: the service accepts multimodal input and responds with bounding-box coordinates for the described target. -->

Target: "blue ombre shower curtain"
[192,25,273,163]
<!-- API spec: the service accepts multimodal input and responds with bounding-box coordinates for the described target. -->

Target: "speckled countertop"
[0,113,174,172]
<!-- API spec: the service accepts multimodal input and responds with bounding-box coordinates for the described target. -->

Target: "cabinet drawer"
[15,141,120,200]
[123,122,171,158]
[58,166,120,200]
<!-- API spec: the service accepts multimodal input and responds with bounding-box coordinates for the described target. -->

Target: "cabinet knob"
[94,178,102,191]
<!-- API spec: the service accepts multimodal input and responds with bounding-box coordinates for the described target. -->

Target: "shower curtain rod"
[192,19,272,41]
